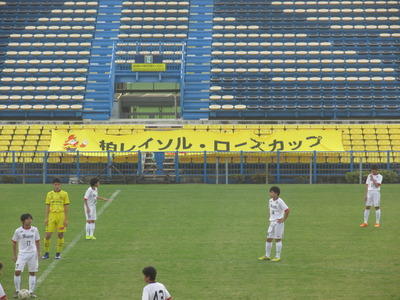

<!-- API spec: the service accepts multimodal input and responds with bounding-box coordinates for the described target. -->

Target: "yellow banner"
[131,63,166,72]
[48,129,343,152]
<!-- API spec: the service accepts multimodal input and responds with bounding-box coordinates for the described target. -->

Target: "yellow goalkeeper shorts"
[45,213,67,233]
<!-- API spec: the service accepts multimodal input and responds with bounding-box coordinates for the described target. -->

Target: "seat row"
[271,1,399,5]
[4,59,89,64]
[118,33,187,39]
[122,1,189,5]
[0,104,83,110]
[0,86,85,91]
[5,50,90,56]
[0,95,84,101]
[8,33,93,38]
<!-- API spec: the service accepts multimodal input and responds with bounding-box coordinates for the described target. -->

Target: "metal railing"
[0,151,398,184]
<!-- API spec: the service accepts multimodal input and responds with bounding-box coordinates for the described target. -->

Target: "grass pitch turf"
[0,184,399,299]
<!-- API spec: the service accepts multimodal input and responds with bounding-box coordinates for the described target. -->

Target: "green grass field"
[0,184,399,300]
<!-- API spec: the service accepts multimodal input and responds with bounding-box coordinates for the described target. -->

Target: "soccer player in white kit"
[0,262,8,300]
[141,266,172,300]
[360,165,383,228]
[258,186,290,262]
[12,214,40,298]
[84,178,110,240]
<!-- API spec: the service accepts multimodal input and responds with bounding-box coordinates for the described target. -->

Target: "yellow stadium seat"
[389,128,400,134]
[363,128,375,134]
[378,140,391,146]
[351,134,363,139]
[378,145,392,151]
[391,140,400,146]
[1,129,14,135]
[352,140,364,145]
[350,129,362,135]
[13,135,25,141]
[376,134,389,140]
[29,129,41,135]
[376,128,388,134]
[352,146,365,151]
[25,140,37,146]
[365,140,377,145]
[364,134,377,140]
[25,135,38,140]
[22,146,36,151]
[9,146,23,151]
[365,145,378,151]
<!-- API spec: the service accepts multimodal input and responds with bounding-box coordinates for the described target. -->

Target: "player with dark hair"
[12,214,40,298]
[84,178,110,240]
[360,165,383,228]
[43,178,70,260]
[258,186,290,262]
[142,266,172,300]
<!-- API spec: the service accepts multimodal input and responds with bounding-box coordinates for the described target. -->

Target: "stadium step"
[181,0,214,120]
[83,0,122,120]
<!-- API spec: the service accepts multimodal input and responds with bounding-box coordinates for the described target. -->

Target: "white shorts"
[366,191,380,207]
[15,252,38,273]
[267,222,285,239]
[84,205,97,220]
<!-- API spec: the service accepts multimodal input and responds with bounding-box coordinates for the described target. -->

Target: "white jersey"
[12,226,40,254]
[0,282,6,299]
[142,282,172,300]
[84,186,98,206]
[366,174,383,191]
[269,197,289,222]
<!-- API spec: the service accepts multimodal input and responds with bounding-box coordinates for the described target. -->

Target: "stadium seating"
[0,0,399,120]
[0,124,399,163]
[208,0,400,119]
[0,1,98,119]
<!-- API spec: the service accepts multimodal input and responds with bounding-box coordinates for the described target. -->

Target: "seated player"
[141,266,172,300]
[12,213,40,298]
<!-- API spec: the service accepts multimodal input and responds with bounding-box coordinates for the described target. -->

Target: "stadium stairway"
[182,0,213,120]
[84,0,122,120]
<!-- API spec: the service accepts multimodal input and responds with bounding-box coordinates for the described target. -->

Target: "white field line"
[36,189,121,287]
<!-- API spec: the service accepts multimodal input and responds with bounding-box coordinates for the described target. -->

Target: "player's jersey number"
[153,290,165,300]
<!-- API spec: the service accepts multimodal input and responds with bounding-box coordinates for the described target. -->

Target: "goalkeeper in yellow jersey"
[42,178,70,260]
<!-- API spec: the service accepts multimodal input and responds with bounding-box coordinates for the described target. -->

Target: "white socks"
[265,242,272,257]
[86,223,91,236]
[90,223,95,236]
[364,209,370,223]
[29,275,36,293]
[14,275,21,292]
[276,241,283,258]
[364,209,381,224]
[86,223,96,237]
[376,209,381,224]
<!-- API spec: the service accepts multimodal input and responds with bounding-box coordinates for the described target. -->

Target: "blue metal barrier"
[0,151,398,184]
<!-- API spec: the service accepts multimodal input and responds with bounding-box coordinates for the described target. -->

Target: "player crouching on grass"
[12,214,40,298]
[0,262,8,299]
[84,177,111,240]
[258,186,290,262]
[142,266,172,300]
[360,165,383,228]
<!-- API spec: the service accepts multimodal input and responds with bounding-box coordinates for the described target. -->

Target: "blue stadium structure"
[0,0,399,120]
